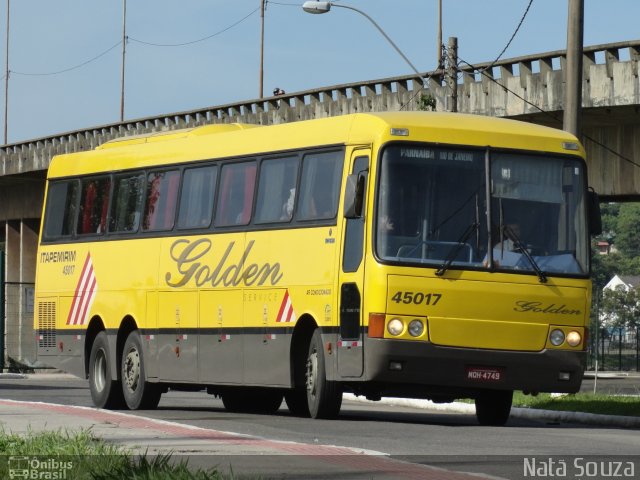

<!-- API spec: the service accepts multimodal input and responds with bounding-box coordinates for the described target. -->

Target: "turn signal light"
[368,313,385,338]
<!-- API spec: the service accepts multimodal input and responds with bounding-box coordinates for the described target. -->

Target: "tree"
[614,203,640,258]
[600,285,640,331]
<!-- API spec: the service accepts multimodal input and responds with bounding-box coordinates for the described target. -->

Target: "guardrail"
[2,40,639,176]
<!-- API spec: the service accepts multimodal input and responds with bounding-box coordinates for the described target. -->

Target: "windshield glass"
[376,144,589,277]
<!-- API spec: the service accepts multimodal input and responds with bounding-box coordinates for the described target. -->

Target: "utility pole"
[446,36,458,112]
[4,0,9,144]
[259,0,265,98]
[120,0,127,122]
[563,0,584,137]
[437,0,442,70]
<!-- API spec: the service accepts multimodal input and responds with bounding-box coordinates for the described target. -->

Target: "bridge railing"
[2,40,639,176]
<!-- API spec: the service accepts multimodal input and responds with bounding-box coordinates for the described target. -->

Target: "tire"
[121,330,162,410]
[306,329,342,419]
[285,389,310,417]
[88,331,125,409]
[475,389,513,426]
[222,388,283,414]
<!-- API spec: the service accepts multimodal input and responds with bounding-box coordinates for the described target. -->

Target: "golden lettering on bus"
[165,238,283,288]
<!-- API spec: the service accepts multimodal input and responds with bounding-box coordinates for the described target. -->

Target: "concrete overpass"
[1,40,639,368]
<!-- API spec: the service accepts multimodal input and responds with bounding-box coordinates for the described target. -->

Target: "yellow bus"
[34,112,600,425]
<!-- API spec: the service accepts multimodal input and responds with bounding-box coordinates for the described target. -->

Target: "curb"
[343,394,640,428]
[0,373,26,380]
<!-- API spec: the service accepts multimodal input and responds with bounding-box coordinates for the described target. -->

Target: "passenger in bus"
[484,222,523,267]
[494,223,521,253]
[280,188,295,220]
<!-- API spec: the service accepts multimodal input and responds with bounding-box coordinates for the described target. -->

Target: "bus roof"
[47,112,584,179]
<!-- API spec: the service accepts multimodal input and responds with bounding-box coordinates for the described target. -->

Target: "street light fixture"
[301,1,426,87]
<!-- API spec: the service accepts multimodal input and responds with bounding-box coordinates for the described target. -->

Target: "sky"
[2,0,639,144]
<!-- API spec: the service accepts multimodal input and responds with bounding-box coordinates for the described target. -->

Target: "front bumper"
[358,338,585,397]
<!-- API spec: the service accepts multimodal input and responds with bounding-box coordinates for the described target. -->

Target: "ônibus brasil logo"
[8,456,73,479]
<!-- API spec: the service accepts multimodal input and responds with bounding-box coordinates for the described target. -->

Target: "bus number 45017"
[391,291,442,306]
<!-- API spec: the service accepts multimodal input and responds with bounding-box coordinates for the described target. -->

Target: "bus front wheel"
[306,329,342,419]
[121,330,161,410]
[88,331,124,409]
[474,389,513,426]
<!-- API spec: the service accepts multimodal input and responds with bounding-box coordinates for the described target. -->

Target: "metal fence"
[587,325,640,372]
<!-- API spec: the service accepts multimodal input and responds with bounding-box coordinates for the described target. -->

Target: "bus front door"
[337,152,369,378]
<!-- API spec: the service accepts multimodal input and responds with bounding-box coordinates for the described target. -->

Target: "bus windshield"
[376,144,589,277]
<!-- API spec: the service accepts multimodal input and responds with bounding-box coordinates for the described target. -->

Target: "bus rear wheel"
[88,331,124,409]
[474,389,513,426]
[121,330,161,410]
[306,329,342,419]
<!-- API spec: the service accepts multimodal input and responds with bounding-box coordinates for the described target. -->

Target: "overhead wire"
[11,42,122,77]
[457,55,640,171]
[477,0,534,73]
[400,0,533,111]
[128,6,260,47]
[8,5,260,77]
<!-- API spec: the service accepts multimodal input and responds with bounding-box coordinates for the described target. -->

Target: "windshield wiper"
[435,221,479,277]
[503,224,547,283]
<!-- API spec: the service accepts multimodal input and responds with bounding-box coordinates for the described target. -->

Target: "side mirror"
[344,173,366,219]
[588,189,602,236]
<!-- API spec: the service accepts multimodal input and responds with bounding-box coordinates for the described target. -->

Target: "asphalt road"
[1,374,639,479]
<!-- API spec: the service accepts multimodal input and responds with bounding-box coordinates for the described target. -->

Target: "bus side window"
[254,156,298,224]
[143,170,180,232]
[177,165,218,229]
[297,151,343,221]
[43,180,79,240]
[77,177,111,235]
[109,174,145,233]
[215,162,257,227]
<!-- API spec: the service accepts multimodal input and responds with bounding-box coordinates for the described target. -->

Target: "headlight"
[408,319,424,337]
[387,318,404,336]
[566,330,582,347]
[549,329,565,346]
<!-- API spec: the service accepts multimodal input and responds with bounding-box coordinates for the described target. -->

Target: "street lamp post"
[302,1,426,88]
[4,0,10,144]
[259,0,266,98]
[120,0,127,122]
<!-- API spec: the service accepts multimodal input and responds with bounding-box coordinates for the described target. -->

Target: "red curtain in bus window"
[163,171,180,229]
[240,164,256,224]
[99,179,111,233]
[81,182,97,234]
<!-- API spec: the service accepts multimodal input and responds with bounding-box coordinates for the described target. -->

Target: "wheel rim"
[123,346,140,393]
[306,348,318,399]
[93,349,107,393]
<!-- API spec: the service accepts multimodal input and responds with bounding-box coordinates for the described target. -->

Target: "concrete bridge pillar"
[3,218,39,369]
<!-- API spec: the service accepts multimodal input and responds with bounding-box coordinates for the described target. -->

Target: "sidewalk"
[0,397,486,480]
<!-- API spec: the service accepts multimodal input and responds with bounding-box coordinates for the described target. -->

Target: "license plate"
[466,366,504,382]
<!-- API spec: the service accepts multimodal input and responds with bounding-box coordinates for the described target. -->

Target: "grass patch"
[512,392,640,417]
[0,428,228,479]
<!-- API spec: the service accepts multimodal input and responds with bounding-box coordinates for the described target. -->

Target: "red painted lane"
[0,399,482,479]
